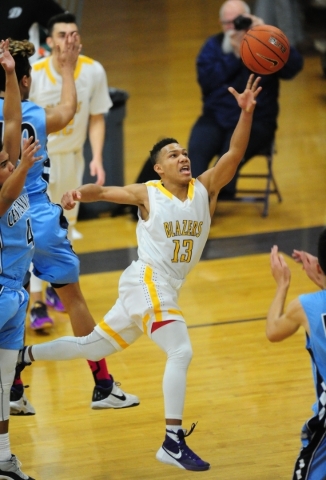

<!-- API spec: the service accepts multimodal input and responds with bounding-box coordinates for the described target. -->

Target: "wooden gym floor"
[11,1,326,479]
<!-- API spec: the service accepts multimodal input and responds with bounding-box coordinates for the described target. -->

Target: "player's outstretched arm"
[61,183,149,212]
[266,245,309,342]
[198,74,262,217]
[0,138,42,215]
[0,39,21,167]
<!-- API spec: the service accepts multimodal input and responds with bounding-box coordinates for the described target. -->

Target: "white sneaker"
[91,382,140,409]
[0,454,35,479]
[10,391,36,416]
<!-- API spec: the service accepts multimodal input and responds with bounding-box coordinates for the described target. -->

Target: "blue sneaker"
[156,423,210,471]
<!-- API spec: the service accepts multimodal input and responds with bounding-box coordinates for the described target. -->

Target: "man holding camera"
[187,0,303,200]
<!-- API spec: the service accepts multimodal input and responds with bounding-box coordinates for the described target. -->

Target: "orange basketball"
[240,25,290,75]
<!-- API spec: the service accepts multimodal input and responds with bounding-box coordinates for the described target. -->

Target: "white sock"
[24,348,33,364]
[18,348,32,365]
[29,271,43,295]
[166,424,183,441]
[0,433,11,461]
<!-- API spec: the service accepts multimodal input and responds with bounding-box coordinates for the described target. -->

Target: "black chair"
[222,140,282,217]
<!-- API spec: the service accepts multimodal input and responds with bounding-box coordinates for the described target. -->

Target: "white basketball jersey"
[29,55,112,154]
[137,178,211,281]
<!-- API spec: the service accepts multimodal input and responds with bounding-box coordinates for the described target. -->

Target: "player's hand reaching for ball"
[228,74,262,113]
[61,189,82,210]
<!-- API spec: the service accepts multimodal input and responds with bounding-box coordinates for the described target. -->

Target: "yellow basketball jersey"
[137,179,211,281]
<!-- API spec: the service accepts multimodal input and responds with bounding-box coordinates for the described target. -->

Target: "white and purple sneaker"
[30,301,54,330]
[156,423,210,471]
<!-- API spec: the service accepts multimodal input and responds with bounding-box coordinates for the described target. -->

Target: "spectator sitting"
[187,0,303,200]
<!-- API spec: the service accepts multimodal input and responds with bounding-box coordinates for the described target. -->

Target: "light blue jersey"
[0,97,79,285]
[21,100,50,196]
[0,98,49,196]
[0,186,34,350]
[292,291,326,480]
[0,187,34,290]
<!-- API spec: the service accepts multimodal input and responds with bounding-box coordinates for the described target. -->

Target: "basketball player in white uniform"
[28,12,112,327]
[30,13,112,230]
[20,74,261,472]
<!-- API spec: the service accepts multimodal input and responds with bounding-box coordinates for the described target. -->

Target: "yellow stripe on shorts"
[144,266,163,322]
[168,308,183,317]
[97,319,130,349]
[142,313,150,335]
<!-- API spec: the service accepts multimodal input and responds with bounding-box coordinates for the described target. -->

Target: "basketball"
[240,25,290,75]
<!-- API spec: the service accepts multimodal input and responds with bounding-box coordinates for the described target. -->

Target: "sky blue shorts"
[293,422,326,479]
[0,286,28,350]
[30,193,80,285]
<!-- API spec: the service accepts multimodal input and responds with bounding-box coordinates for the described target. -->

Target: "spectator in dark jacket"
[188,0,303,199]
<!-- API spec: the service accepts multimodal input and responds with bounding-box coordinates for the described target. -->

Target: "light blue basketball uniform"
[0,98,79,285]
[0,187,34,349]
[293,291,326,480]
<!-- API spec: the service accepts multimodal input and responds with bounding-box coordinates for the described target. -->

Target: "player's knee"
[77,333,117,360]
[0,366,15,395]
[0,380,12,396]
[0,352,17,389]
[182,343,193,365]
[169,342,193,368]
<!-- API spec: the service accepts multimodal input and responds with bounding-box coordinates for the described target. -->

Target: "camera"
[233,15,252,31]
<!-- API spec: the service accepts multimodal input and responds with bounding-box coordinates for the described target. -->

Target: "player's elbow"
[265,328,283,343]
[64,108,76,125]
[58,106,76,130]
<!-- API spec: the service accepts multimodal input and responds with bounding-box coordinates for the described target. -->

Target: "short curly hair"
[149,138,179,165]
[0,39,35,91]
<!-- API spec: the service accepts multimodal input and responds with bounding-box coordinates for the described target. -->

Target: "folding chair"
[225,139,282,217]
